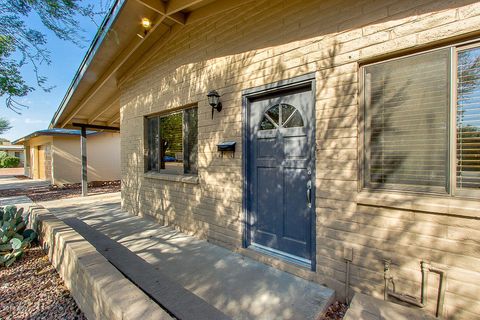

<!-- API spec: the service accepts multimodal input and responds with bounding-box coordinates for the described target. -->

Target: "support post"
[72,122,119,197]
[81,126,88,196]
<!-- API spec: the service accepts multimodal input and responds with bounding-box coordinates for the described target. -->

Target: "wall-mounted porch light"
[137,17,152,38]
[207,90,222,119]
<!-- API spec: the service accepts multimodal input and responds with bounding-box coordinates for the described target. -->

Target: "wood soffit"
[54,0,254,130]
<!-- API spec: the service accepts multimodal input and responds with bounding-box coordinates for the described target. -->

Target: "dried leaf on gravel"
[0,246,86,320]
[320,301,349,320]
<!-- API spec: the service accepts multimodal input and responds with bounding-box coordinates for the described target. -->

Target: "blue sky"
[1,1,111,141]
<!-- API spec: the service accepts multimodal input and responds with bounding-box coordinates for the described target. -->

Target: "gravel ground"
[320,301,348,320]
[0,246,86,320]
[14,175,30,180]
[0,180,120,202]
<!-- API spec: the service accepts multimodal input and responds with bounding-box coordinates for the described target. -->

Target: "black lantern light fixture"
[137,17,152,38]
[207,90,222,119]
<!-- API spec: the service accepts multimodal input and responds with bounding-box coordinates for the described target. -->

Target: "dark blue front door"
[246,83,315,265]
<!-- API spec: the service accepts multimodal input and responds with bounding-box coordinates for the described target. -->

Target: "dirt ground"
[0,179,121,202]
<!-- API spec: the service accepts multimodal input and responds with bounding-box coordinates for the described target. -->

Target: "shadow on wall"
[120,0,480,318]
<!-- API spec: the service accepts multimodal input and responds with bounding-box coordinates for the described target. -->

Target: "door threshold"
[249,243,312,270]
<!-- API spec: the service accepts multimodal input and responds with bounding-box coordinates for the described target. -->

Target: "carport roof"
[0,145,24,151]
[13,129,96,145]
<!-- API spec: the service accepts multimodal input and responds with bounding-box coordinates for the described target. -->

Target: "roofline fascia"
[49,0,127,129]
[12,130,98,145]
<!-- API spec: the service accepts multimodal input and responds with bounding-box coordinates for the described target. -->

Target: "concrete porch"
[35,192,334,319]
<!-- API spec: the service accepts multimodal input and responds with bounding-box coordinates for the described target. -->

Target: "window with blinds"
[364,49,450,192]
[457,47,480,192]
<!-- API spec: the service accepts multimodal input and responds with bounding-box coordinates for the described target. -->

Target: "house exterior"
[0,142,24,166]
[13,129,120,184]
[49,0,480,318]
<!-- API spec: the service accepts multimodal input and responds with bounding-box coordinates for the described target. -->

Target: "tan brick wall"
[120,0,480,318]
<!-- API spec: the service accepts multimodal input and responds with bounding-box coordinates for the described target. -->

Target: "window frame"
[359,40,480,199]
[452,42,480,198]
[145,106,198,176]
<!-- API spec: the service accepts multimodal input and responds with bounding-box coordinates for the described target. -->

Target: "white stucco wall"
[52,132,120,185]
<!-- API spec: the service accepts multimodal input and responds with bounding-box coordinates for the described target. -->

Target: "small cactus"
[0,205,37,267]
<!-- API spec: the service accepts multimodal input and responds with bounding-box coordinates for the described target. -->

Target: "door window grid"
[259,104,304,130]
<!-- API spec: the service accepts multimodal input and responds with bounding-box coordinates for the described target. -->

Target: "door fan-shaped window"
[259,104,304,130]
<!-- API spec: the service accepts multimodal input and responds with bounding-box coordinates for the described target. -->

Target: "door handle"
[306,180,312,208]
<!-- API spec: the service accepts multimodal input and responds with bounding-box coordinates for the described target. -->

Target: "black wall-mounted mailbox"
[217,141,236,152]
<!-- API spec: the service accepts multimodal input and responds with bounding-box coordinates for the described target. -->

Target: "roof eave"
[49,0,126,129]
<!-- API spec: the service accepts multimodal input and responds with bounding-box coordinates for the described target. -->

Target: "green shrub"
[0,156,20,168]
[0,151,7,160]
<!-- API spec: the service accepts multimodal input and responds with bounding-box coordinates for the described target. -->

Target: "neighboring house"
[0,143,24,166]
[13,129,120,184]
[48,0,480,318]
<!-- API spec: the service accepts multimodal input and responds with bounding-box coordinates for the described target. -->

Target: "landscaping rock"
[0,246,86,320]
[0,179,120,202]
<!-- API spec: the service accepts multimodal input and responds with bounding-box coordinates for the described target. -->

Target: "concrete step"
[344,293,438,320]
[40,193,335,320]
[63,217,230,320]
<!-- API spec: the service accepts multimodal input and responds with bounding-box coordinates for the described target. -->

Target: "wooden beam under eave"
[107,112,121,126]
[166,0,205,15]
[60,16,168,128]
[136,0,165,13]
[87,93,120,124]
[117,23,184,87]
[137,0,186,25]
[185,0,255,25]
[166,11,186,25]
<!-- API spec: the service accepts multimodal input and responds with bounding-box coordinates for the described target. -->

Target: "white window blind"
[457,47,480,191]
[364,49,450,191]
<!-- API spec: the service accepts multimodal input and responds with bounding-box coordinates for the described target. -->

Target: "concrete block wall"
[120,0,480,318]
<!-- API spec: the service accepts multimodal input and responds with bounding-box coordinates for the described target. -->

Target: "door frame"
[242,72,317,271]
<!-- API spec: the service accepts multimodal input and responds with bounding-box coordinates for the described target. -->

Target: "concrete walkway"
[0,174,49,191]
[34,192,334,320]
